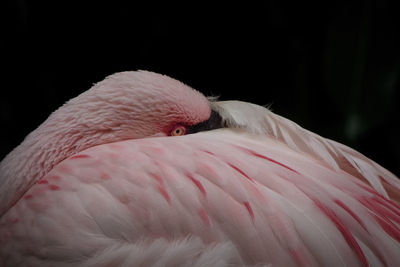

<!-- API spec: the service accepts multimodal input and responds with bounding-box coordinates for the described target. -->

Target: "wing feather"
[212,101,400,202]
[2,130,400,266]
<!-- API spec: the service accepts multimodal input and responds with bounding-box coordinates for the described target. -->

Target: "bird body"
[1,71,399,266]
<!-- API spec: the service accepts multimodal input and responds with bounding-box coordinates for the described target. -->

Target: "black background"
[1,1,400,176]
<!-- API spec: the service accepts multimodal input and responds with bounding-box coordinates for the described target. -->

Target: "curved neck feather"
[0,116,97,216]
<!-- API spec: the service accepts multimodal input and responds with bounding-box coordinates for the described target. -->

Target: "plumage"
[1,71,399,266]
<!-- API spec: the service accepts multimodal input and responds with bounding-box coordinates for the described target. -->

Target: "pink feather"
[1,71,399,266]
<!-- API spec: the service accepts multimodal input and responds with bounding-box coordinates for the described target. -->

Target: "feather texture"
[1,71,399,266]
[212,101,400,202]
[1,130,399,266]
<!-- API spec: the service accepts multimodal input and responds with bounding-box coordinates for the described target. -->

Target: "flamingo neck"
[0,111,132,217]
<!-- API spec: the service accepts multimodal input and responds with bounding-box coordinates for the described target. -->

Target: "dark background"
[1,1,399,176]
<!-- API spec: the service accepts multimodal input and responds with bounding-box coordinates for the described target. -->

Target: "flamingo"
[0,71,399,267]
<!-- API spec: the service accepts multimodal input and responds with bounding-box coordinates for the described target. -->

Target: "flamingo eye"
[170,125,186,136]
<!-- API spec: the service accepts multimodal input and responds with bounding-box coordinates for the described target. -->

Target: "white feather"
[212,100,400,200]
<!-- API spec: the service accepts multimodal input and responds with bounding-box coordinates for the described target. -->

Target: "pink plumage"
[1,71,399,266]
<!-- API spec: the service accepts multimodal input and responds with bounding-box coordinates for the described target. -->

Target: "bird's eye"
[170,125,186,136]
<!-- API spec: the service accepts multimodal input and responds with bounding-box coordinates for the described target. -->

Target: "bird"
[0,71,399,267]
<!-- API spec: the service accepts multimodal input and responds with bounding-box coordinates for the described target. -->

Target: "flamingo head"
[48,71,214,143]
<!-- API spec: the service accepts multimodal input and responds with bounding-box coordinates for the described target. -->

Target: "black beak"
[186,109,225,134]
